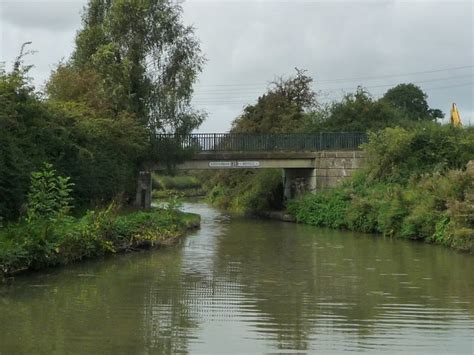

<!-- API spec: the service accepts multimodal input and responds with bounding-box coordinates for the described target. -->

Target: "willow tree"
[48,0,205,134]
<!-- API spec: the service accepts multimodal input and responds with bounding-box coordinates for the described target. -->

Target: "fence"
[153,132,367,152]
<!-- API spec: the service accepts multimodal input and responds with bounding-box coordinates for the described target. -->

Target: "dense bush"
[289,169,473,251]
[287,188,350,229]
[363,125,474,182]
[0,67,148,220]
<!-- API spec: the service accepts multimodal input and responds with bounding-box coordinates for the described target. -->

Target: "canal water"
[0,202,473,354]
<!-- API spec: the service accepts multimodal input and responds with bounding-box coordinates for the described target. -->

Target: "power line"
[422,81,473,91]
[316,65,474,83]
[191,77,473,104]
[324,74,473,93]
[192,81,473,106]
[191,74,473,100]
[193,64,474,88]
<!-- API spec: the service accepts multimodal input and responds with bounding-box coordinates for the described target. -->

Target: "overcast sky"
[1,0,473,131]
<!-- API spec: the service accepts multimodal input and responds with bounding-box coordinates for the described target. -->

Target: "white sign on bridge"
[237,161,260,167]
[209,161,260,168]
[209,162,233,167]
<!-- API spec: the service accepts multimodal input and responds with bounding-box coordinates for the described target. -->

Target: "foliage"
[58,0,206,134]
[381,83,444,122]
[50,102,148,206]
[26,163,74,222]
[0,67,69,220]
[153,174,201,190]
[306,85,444,132]
[0,66,148,219]
[287,134,474,252]
[231,69,316,133]
[203,170,284,214]
[165,193,184,212]
[287,188,350,229]
[0,206,199,277]
[363,125,474,183]
[307,87,406,132]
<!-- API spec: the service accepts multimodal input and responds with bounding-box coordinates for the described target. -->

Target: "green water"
[1,202,473,354]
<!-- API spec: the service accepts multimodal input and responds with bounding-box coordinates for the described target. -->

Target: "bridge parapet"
[154,132,367,153]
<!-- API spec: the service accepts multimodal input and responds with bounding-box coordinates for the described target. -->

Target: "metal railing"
[153,132,367,152]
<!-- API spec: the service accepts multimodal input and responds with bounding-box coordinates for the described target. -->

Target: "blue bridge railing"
[154,132,367,152]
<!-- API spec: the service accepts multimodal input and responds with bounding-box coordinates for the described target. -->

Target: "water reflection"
[0,202,473,354]
[210,219,474,352]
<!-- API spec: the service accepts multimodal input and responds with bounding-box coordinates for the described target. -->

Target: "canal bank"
[0,207,200,280]
[0,201,473,354]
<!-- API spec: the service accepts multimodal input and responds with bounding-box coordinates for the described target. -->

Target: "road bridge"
[136,133,367,208]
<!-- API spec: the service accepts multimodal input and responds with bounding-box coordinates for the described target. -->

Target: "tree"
[48,0,205,134]
[1,59,148,221]
[231,69,317,133]
[309,87,406,132]
[381,83,444,122]
[0,63,68,220]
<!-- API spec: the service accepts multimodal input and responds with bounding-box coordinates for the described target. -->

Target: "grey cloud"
[1,0,472,130]
[184,1,473,129]
[1,1,85,31]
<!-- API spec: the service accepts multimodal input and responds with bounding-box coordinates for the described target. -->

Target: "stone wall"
[282,151,366,199]
[314,151,367,189]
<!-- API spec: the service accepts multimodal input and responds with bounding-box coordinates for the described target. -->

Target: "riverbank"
[0,207,200,280]
[286,163,473,253]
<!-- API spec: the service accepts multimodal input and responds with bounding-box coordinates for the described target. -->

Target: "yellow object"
[450,103,463,127]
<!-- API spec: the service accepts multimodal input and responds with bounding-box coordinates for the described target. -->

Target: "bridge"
[136,133,367,208]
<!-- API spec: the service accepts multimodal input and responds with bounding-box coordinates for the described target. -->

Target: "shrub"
[287,188,350,229]
[363,125,474,183]
[26,163,74,222]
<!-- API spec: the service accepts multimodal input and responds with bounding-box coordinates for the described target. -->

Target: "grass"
[0,205,200,279]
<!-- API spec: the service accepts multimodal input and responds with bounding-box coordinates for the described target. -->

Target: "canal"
[0,202,473,353]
